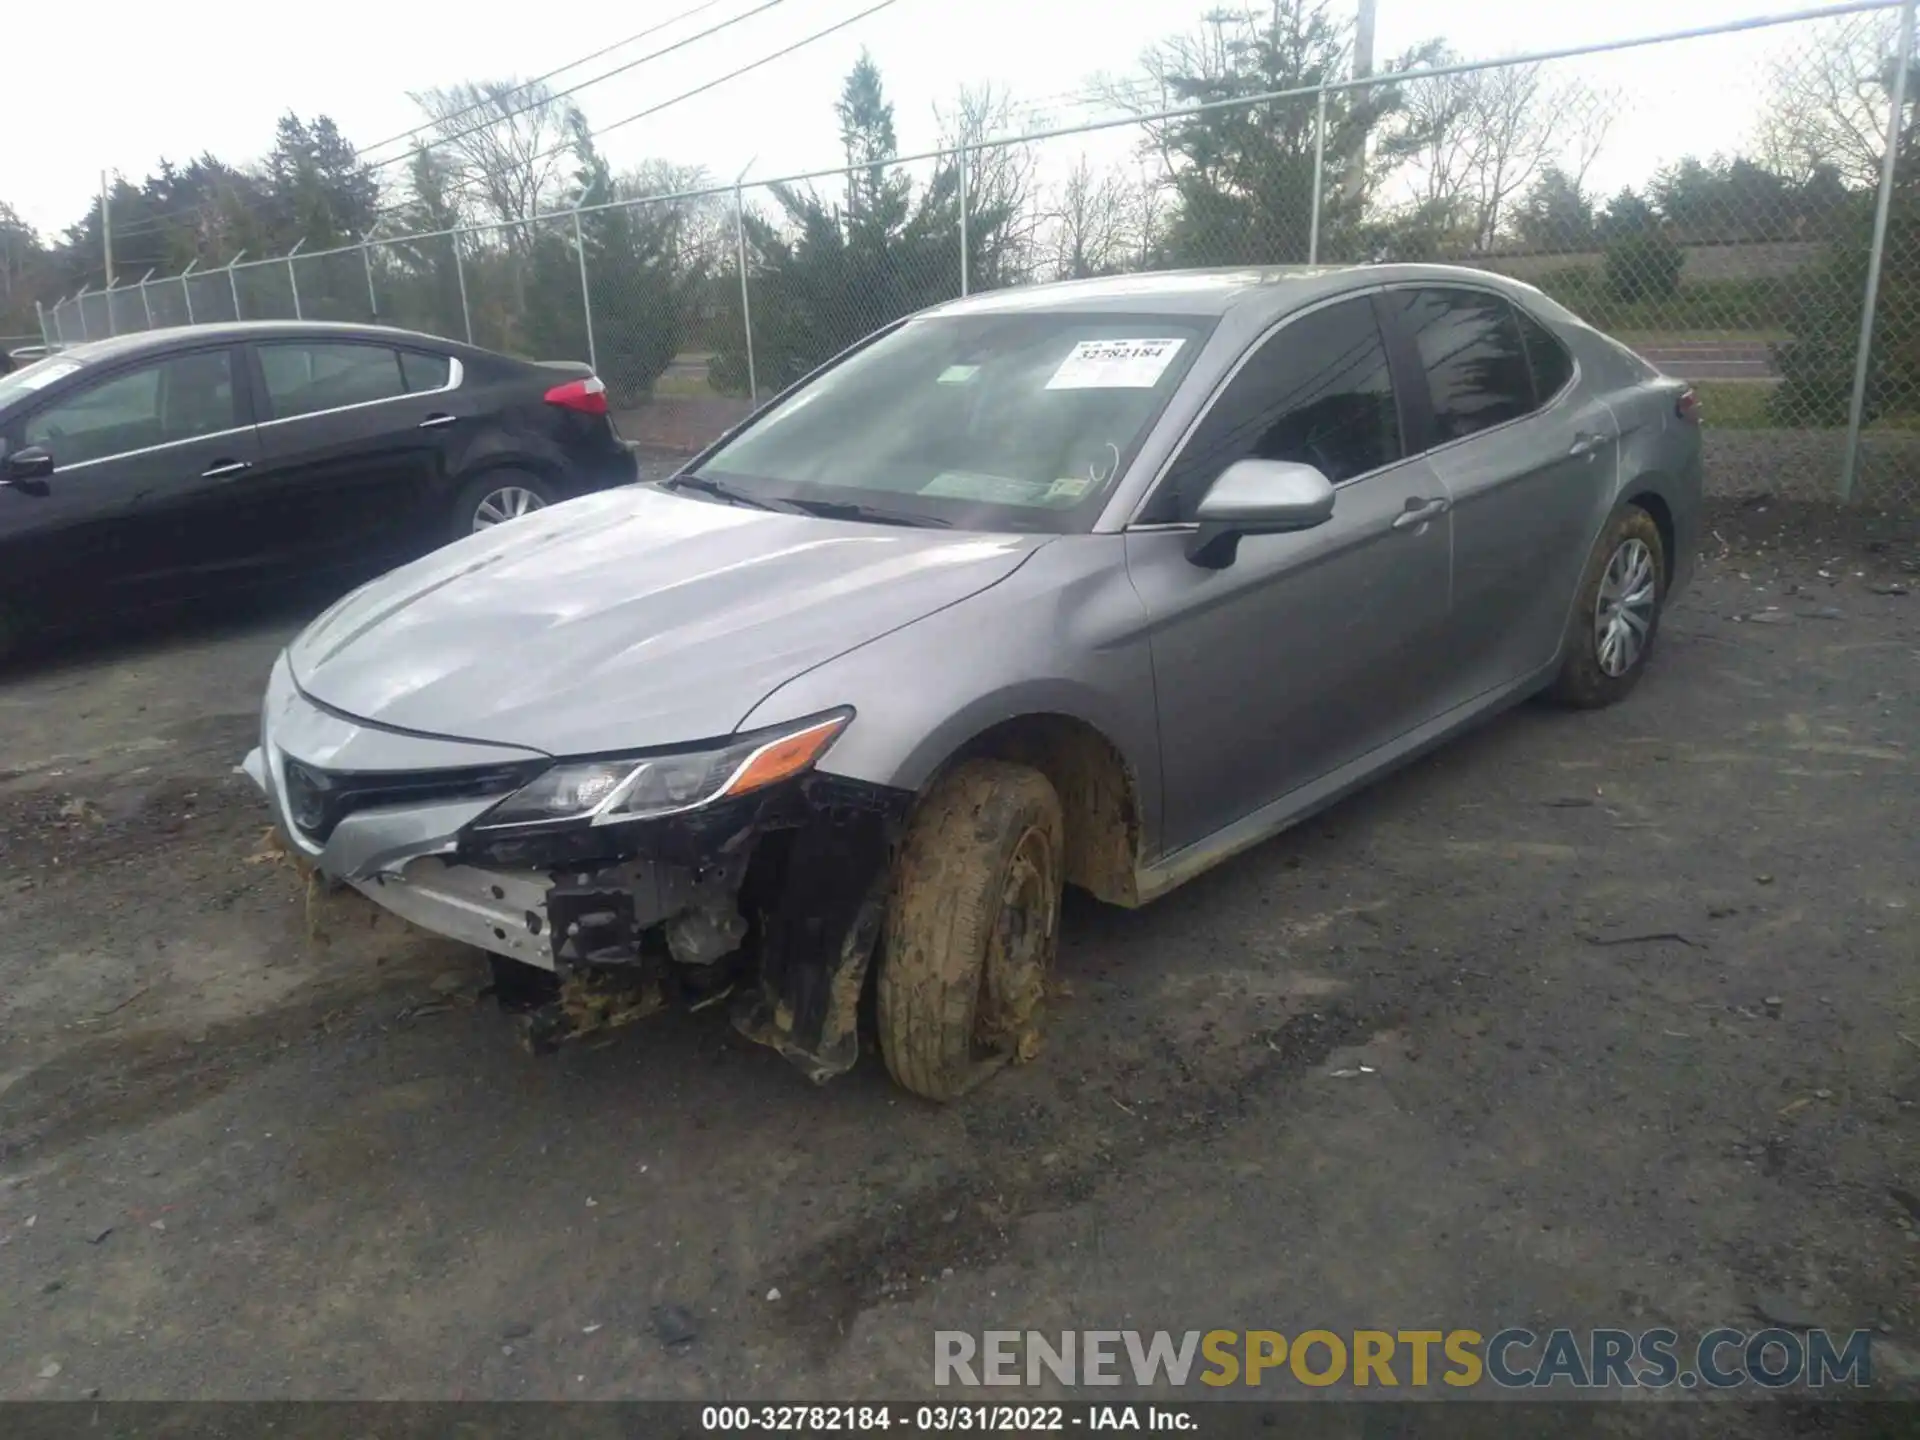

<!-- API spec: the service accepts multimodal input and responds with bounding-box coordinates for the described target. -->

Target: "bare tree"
[1047,157,1139,279]
[1127,157,1171,268]
[620,160,728,267]
[1386,58,1612,251]
[937,84,1045,284]
[408,79,584,232]
[1757,9,1908,189]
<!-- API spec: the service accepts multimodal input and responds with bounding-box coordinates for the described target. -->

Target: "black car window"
[1150,296,1402,521]
[22,350,236,468]
[1514,305,1575,404]
[399,350,451,392]
[260,343,406,420]
[1391,288,1535,443]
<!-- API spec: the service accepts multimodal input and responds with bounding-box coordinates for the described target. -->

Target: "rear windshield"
[695,311,1216,532]
[0,355,83,406]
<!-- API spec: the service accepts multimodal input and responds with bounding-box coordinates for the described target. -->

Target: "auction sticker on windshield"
[1046,338,1185,390]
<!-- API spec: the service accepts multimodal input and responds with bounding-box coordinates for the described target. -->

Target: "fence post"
[361,233,379,320]
[227,251,247,319]
[1839,0,1916,502]
[453,229,473,345]
[734,183,758,409]
[180,259,198,324]
[138,269,155,328]
[75,285,90,341]
[285,239,306,320]
[36,299,50,349]
[958,145,970,297]
[1309,84,1329,265]
[573,212,598,373]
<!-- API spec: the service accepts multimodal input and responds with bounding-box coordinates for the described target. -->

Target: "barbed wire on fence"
[39,0,1920,505]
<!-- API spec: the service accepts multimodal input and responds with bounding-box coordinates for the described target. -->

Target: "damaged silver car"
[246,264,1702,1100]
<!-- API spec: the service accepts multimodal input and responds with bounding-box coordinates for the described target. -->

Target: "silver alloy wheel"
[472,485,547,532]
[1594,537,1657,677]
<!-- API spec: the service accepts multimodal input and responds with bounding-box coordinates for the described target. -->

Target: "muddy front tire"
[877,759,1064,1102]
[1547,504,1666,709]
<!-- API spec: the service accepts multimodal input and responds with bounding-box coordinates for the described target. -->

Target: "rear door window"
[399,350,452,392]
[1389,288,1535,443]
[259,343,406,420]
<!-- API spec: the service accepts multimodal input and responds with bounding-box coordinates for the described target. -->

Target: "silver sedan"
[246,264,1702,1101]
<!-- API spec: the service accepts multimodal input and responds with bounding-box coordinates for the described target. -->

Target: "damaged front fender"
[729,782,903,1082]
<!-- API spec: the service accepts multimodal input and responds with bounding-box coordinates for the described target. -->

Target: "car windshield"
[0,354,83,407]
[692,312,1215,532]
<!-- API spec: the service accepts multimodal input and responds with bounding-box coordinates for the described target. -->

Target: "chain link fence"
[40,0,1920,506]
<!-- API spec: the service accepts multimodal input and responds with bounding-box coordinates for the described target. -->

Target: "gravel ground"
[0,498,1916,1425]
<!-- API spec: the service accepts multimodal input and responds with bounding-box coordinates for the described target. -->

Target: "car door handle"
[1391,496,1450,530]
[201,459,252,478]
[418,413,458,429]
[1569,432,1604,459]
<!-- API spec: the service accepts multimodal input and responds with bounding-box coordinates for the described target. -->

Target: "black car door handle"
[418,413,458,429]
[201,459,252,478]
[1391,496,1450,531]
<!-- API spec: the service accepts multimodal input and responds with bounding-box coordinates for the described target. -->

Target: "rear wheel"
[1547,505,1666,709]
[877,760,1064,1102]
[451,469,557,543]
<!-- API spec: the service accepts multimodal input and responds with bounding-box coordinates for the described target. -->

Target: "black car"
[0,321,637,660]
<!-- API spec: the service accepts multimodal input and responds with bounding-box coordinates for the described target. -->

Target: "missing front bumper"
[263,755,912,1081]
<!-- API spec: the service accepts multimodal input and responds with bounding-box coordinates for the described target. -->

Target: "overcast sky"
[0,0,1875,242]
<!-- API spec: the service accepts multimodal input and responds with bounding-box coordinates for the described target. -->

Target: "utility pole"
[100,170,114,287]
[1341,0,1378,214]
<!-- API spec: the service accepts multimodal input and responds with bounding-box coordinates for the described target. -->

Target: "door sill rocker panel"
[1134,664,1555,904]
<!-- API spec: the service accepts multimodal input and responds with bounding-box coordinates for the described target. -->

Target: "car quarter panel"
[735,536,1167,863]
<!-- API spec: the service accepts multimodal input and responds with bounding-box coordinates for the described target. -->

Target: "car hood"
[287,485,1047,756]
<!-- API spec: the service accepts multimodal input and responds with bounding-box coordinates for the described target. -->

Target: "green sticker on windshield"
[937,364,981,384]
[1046,476,1093,501]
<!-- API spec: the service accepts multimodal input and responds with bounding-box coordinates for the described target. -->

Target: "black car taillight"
[545,375,608,416]
[1676,387,1700,424]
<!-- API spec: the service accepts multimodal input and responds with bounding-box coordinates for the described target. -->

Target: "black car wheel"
[452,469,557,543]
[1547,505,1667,709]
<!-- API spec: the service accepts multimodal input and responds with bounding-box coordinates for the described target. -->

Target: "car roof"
[921,263,1543,322]
[52,320,477,365]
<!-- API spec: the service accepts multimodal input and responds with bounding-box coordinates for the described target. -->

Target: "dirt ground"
[1,498,1917,1415]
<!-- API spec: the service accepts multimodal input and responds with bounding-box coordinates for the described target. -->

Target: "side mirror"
[1186,458,1335,568]
[2,446,54,485]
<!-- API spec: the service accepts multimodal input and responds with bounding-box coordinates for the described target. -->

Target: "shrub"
[1770,189,1920,429]
[1605,230,1684,303]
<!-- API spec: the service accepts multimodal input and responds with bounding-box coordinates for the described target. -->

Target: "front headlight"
[470,710,851,833]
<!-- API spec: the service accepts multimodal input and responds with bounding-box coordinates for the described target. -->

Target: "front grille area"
[282,757,545,844]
